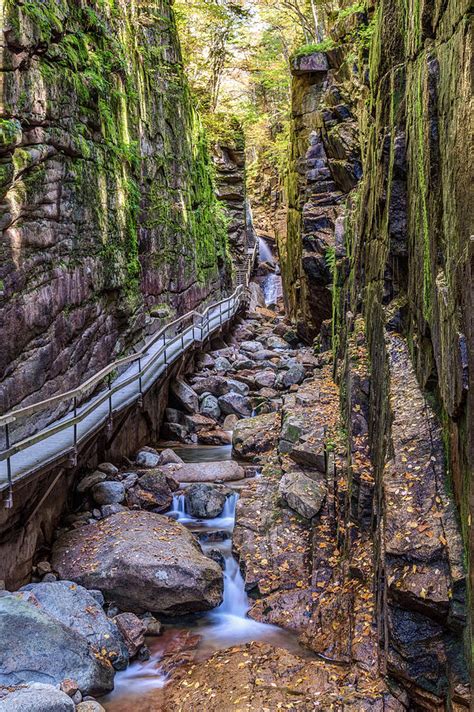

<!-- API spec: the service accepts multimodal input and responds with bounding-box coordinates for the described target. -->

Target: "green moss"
[292,38,336,59]
[0,119,21,149]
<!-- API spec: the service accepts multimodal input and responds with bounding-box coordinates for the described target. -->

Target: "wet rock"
[158,461,245,483]
[223,414,239,430]
[141,613,162,636]
[206,548,226,569]
[184,413,216,433]
[113,613,147,657]
[0,683,75,711]
[91,481,125,506]
[19,580,128,670]
[217,392,252,418]
[0,595,114,695]
[130,470,178,512]
[232,412,279,461]
[135,449,160,468]
[200,394,221,420]
[51,511,223,615]
[279,471,326,519]
[159,448,184,465]
[198,429,232,446]
[77,471,107,494]
[170,379,199,414]
[97,463,119,477]
[60,679,78,697]
[75,702,105,712]
[185,484,228,519]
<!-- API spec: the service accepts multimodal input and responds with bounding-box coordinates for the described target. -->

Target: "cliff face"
[281,0,472,706]
[0,0,230,415]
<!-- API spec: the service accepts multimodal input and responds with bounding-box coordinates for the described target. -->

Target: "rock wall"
[280,0,472,705]
[0,0,231,416]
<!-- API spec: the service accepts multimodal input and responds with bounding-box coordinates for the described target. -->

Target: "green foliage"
[337,2,366,21]
[292,38,336,58]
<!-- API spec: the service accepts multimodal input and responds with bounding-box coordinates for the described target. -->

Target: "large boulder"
[91,481,125,506]
[200,394,221,420]
[19,581,128,670]
[217,392,252,418]
[185,484,228,519]
[192,375,230,397]
[129,470,178,511]
[156,461,245,483]
[232,412,280,461]
[0,683,75,712]
[0,595,114,695]
[51,511,223,615]
[278,364,306,388]
[278,471,326,519]
[170,380,199,414]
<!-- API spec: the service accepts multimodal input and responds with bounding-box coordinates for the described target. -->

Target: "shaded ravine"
[104,455,303,711]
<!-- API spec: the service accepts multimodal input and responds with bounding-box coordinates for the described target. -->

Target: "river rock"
[170,379,199,414]
[51,511,223,615]
[91,481,125,506]
[135,449,160,468]
[185,484,228,519]
[157,461,245,483]
[223,414,239,430]
[279,471,326,519]
[217,392,252,417]
[97,463,119,477]
[232,412,280,460]
[0,683,75,711]
[101,504,127,518]
[77,471,107,494]
[279,363,306,388]
[159,448,184,465]
[129,469,178,511]
[214,356,232,372]
[184,413,216,433]
[198,429,232,445]
[192,375,229,396]
[240,340,262,353]
[113,613,146,656]
[266,335,288,350]
[75,703,105,712]
[0,595,114,695]
[200,394,221,420]
[19,581,128,670]
[254,370,276,389]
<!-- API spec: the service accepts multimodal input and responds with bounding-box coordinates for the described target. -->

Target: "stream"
[258,236,283,306]
[104,449,304,711]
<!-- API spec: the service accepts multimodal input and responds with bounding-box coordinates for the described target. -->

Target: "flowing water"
[258,237,283,306]
[104,470,304,711]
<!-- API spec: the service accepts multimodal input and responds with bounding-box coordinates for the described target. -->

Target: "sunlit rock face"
[0,0,231,415]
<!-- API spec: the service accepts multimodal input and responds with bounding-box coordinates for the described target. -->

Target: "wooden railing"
[0,256,257,504]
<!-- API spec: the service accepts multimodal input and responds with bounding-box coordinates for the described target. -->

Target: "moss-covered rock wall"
[0,0,231,413]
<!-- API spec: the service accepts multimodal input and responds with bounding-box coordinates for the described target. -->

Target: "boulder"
[157,461,245,483]
[248,282,266,312]
[0,595,114,695]
[198,429,232,446]
[0,683,75,711]
[96,463,119,477]
[159,448,184,465]
[170,379,199,414]
[130,470,178,511]
[77,471,106,494]
[185,484,228,519]
[214,356,232,372]
[135,449,160,468]
[278,471,326,519]
[200,395,221,420]
[113,613,146,657]
[223,414,239,430]
[232,413,279,461]
[19,581,128,670]
[196,353,215,369]
[161,423,190,443]
[76,703,105,712]
[91,481,125,506]
[51,511,223,615]
[192,375,230,397]
[217,392,252,418]
[226,378,250,396]
[184,414,216,433]
[254,370,276,389]
[240,340,262,354]
[266,335,288,350]
[101,504,126,518]
[279,364,305,388]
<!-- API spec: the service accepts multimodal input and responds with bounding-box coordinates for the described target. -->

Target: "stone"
[0,683,75,711]
[96,463,119,477]
[101,504,126,518]
[184,413,216,433]
[135,449,160,468]
[60,679,79,697]
[232,412,279,461]
[279,364,305,388]
[223,414,239,430]
[169,379,199,414]
[198,429,232,446]
[141,613,162,636]
[191,375,230,396]
[75,703,106,712]
[200,394,221,420]
[0,595,114,695]
[214,356,232,372]
[36,561,52,576]
[122,473,139,489]
[217,392,252,418]
[266,335,288,350]
[129,470,178,512]
[254,370,276,389]
[77,471,106,494]
[157,461,245,483]
[240,340,262,353]
[279,471,326,519]
[185,484,228,519]
[113,613,147,657]
[226,378,250,396]
[51,511,223,615]
[19,580,128,670]
[196,353,215,369]
[247,282,266,311]
[161,423,190,442]
[159,448,184,465]
[91,481,125,506]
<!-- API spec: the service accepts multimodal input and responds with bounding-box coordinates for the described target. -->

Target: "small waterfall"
[169,494,187,521]
[259,236,274,264]
[258,237,283,306]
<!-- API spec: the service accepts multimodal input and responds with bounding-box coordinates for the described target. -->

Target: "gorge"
[0,1,472,711]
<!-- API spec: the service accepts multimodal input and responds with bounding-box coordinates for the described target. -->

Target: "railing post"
[4,422,13,508]
[138,357,143,408]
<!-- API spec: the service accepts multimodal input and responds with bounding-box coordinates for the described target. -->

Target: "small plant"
[292,38,337,59]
